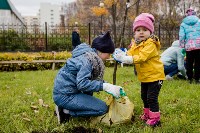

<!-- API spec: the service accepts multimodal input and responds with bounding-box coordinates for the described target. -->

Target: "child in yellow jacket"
[113,13,165,127]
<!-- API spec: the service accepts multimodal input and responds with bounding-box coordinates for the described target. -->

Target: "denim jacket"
[53,43,103,95]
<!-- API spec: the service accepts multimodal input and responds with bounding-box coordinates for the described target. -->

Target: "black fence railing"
[0,23,179,52]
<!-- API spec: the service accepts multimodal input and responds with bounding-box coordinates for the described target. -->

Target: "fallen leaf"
[30,105,38,110]
[38,99,44,106]
[34,110,39,113]
[98,128,103,133]
[26,91,31,95]
[22,112,27,117]
[22,118,31,122]
[42,104,49,108]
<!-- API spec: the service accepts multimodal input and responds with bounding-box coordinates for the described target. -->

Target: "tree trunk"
[111,3,117,45]
[136,0,140,16]
[119,5,128,48]
[113,1,129,85]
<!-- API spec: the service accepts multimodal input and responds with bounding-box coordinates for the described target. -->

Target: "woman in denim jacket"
[53,31,123,124]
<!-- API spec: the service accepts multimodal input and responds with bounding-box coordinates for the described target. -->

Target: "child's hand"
[113,48,133,64]
[112,48,126,63]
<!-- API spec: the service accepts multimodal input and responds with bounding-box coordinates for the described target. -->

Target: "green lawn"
[0,66,200,133]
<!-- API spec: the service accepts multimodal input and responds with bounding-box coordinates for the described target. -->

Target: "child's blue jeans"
[164,63,178,77]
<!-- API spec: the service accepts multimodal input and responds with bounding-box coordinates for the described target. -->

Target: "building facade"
[23,16,39,26]
[23,16,39,33]
[0,0,25,30]
[38,3,61,27]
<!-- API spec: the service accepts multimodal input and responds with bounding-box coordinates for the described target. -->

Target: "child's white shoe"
[165,75,173,80]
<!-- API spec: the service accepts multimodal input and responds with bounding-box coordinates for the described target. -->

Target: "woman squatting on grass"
[113,13,165,127]
[53,31,124,124]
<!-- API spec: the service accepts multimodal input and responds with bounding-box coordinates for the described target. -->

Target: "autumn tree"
[152,0,200,47]
[63,0,200,47]
[90,0,131,46]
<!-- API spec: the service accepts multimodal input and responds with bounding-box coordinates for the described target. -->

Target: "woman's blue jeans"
[164,63,178,77]
[53,93,108,117]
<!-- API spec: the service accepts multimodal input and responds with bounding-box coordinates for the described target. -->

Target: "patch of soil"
[31,126,101,133]
[67,126,100,133]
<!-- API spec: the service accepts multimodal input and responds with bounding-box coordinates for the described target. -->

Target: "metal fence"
[0,23,179,52]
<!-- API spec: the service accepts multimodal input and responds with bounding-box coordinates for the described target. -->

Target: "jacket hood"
[72,43,96,57]
[148,35,161,50]
[72,31,79,34]
[182,15,199,26]
[171,40,179,47]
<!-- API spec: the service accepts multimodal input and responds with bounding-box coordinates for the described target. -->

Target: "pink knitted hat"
[133,13,155,33]
[186,8,196,16]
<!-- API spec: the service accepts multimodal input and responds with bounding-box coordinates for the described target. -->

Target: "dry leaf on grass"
[42,104,49,108]
[30,105,38,110]
[22,118,31,122]
[34,110,39,113]
[38,99,44,106]
[26,91,31,95]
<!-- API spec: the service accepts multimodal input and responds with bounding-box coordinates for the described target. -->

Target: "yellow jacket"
[127,36,165,82]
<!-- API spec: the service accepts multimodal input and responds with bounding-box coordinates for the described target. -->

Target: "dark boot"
[195,80,200,84]
[189,79,193,84]
[55,105,70,124]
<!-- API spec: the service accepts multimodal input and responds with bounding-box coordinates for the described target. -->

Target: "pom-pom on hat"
[186,8,196,16]
[92,31,115,53]
[133,13,155,33]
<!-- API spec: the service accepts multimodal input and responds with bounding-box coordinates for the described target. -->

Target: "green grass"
[0,66,200,133]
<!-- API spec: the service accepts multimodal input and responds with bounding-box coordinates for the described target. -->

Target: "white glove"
[113,48,133,64]
[103,83,122,99]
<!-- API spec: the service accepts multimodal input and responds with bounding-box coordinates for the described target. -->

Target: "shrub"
[0,51,71,71]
